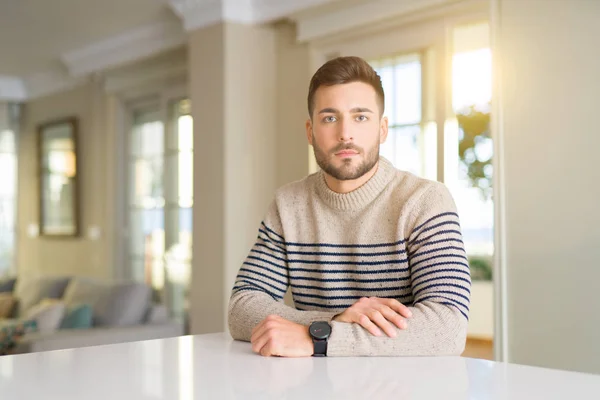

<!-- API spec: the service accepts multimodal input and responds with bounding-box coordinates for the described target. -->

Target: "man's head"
[306,56,388,183]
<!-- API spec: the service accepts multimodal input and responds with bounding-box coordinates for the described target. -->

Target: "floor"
[462,338,494,360]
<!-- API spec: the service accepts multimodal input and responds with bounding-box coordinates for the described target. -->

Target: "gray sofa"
[0,275,184,354]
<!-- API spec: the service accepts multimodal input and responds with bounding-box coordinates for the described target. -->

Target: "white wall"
[495,0,600,374]
[468,282,494,338]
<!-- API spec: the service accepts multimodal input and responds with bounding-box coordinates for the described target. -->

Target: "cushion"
[62,278,107,312]
[0,293,17,318]
[13,276,70,317]
[0,319,37,355]
[23,299,66,333]
[94,282,151,327]
[63,278,151,327]
[60,303,93,330]
[0,277,17,293]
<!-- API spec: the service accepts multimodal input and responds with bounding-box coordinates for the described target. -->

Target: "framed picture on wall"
[37,117,80,237]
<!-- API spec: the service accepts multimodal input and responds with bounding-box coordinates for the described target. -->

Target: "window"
[372,53,437,181]
[127,98,193,319]
[0,104,19,276]
[369,22,494,267]
[445,22,494,263]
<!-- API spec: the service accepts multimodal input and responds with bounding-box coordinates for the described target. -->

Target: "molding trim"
[295,0,484,42]
[168,0,335,31]
[23,70,87,101]
[61,21,186,77]
[0,76,27,101]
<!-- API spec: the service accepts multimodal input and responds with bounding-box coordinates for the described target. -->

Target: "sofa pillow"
[13,276,70,317]
[0,319,37,356]
[94,282,151,327]
[60,303,93,330]
[23,299,66,333]
[0,277,17,293]
[62,278,109,314]
[0,293,17,318]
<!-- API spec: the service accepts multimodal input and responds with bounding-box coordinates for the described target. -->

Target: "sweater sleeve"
[326,183,471,356]
[228,199,338,341]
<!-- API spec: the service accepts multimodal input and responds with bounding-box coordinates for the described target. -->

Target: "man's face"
[306,81,388,181]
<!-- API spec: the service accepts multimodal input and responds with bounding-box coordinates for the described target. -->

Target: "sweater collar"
[315,156,396,211]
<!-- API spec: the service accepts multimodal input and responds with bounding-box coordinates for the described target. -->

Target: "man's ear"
[379,116,389,144]
[305,118,313,145]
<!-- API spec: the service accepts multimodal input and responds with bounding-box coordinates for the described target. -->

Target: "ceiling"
[0,0,174,77]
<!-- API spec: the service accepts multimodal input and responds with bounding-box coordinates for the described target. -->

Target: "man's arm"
[326,183,471,356]
[228,201,338,341]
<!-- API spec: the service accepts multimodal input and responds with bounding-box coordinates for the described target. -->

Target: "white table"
[1,333,599,399]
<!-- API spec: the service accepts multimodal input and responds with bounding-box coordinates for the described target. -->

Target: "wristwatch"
[309,321,331,357]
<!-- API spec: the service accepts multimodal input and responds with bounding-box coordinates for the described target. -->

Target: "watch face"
[310,321,331,340]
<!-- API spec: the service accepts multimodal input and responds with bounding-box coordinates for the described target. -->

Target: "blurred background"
[0,0,598,375]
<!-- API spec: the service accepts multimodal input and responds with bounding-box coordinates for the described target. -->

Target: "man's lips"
[335,150,359,156]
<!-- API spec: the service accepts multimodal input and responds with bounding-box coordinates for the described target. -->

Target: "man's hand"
[333,297,412,337]
[251,315,313,357]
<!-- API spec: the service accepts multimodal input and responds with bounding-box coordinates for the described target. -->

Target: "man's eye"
[356,115,368,122]
[323,116,337,123]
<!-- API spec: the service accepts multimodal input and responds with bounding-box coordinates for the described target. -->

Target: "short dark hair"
[307,56,385,117]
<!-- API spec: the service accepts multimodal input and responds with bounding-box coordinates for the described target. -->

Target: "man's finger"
[368,310,397,338]
[252,329,272,354]
[357,314,383,336]
[378,305,407,329]
[251,315,279,343]
[385,298,413,318]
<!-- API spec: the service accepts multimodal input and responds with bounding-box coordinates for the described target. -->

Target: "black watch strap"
[313,339,327,357]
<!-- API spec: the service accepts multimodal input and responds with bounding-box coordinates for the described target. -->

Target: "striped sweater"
[228,157,471,356]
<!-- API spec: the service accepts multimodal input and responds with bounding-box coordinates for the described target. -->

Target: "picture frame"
[37,117,80,237]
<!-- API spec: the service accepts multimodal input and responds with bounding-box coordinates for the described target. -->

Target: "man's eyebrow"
[350,107,374,113]
[318,107,374,114]
[318,108,338,114]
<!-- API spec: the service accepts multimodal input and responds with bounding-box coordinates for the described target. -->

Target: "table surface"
[1,332,599,399]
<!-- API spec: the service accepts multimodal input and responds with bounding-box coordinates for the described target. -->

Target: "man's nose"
[337,118,353,142]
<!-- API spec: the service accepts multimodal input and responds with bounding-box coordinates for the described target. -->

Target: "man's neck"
[324,161,380,194]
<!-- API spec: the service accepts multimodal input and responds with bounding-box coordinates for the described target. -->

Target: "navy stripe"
[236,278,285,298]
[250,249,288,263]
[416,295,469,311]
[237,269,288,288]
[413,238,464,255]
[411,261,470,277]
[255,242,287,256]
[294,292,413,301]
[413,298,469,320]
[291,275,410,283]
[289,266,409,274]
[411,212,459,237]
[261,222,285,240]
[441,302,469,320]
[291,283,413,292]
[232,285,282,300]
[414,284,471,300]
[251,248,408,266]
[411,268,471,283]
[289,258,408,266]
[242,262,288,279]
[410,230,463,247]
[246,255,287,271]
[410,251,468,269]
[294,300,352,309]
[411,275,472,291]
[286,240,407,249]
[257,232,287,251]
[409,220,461,245]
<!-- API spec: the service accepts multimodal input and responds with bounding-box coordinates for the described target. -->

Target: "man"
[228,56,471,357]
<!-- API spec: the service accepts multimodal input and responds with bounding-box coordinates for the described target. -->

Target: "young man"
[228,56,471,357]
